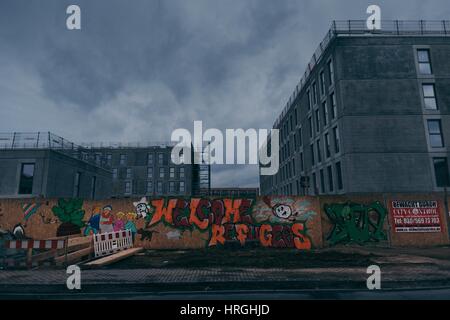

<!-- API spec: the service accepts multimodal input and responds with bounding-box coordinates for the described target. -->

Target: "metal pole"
[11,132,16,149]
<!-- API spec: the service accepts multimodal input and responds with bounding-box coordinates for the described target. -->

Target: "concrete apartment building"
[0,132,210,199]
[0,132,112,199]
[260,20,450,196]
[84,143,210,198]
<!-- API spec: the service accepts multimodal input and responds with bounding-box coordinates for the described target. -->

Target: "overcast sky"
[1,0,449,187]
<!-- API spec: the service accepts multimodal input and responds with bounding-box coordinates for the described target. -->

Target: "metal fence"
[274,20,450,128]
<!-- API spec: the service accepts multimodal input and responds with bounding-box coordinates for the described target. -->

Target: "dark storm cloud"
[0,0,449,187]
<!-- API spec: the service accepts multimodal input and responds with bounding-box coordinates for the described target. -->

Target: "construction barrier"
[4,239,65,250]
[93,230,133,258]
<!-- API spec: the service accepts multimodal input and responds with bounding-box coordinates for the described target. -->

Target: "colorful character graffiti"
[133,197,152,219]
[99,205,114,233]
[139,198,313,250]
[52,198,86,236]
[324,202,387,246]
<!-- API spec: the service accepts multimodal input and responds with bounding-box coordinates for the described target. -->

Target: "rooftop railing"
[273,20,450,128]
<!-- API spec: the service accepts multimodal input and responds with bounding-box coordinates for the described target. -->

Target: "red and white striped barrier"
[4,239,66,250]
[93,230,133,258]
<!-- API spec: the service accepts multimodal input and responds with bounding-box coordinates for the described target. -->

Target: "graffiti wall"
[0,196,323,250]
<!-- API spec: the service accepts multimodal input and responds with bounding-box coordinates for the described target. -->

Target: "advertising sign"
[390,200,442,233]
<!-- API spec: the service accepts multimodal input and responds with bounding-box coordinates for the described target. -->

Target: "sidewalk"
[1,246,450,296]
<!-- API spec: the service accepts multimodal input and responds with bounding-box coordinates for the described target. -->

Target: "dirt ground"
[105,247,379,269]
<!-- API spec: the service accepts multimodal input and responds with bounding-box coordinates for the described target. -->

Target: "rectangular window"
[333,126,340,153]
[427,119,444,148]
[300,152,304,172]
[330,92,337,119]
[327,165,334,192]
[336,162,343,190]
[312,82,317,105]
[158,153,164,165]
[310,144,315,166]
[120,154,127,166]
[308,116,313,138]
[112,168,118,179]
[312,173,318,194]
[157,181,163,194]
[298,127,303,147]
[147,153,154,165]
[322,101,329,126]
[147,167,153,178]
[433,158,449,187]
[292,158,295,176]
[307,89,312,110]
[159,167,165,178]
[422,84,438,110]
[106,154,112,165]
[169,181,175,193]
[18,163,35,195]
[417,49,432,75]
[320,169,325,194]
[179,167,185,179]
[170,167,175,178]
[95,153,101,165]
[325,133,331,158]
[320,71,325,95]
[316,139,322,163]
[126,168,132,179]
[315,109,320,133]
[328,59,334,85]
[91,176,96,200]
[125,181,132,195]
[179,181,185,193]
[73,171,81,198]
[147,181,153,194]
[294,108,298,126]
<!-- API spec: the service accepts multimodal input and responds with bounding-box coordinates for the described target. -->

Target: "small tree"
[52,198,86,236]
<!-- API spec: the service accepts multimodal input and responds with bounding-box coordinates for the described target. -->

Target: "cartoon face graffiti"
[273,204,293,219]
[133,197,151,218]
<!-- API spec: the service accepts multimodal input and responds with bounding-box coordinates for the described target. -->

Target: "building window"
[112,168,118,179]
[170,167,175,178]
[169,181,175,193]
[147,181,153,194]
[312,172,318,194]
[147,167,153,179]
[433,158,449,187]
[147,153,153,165]
[125,181,132,195]
[158,153,164,165]
[422,84,438,110]
[320,169,325,194]
[106,154,112,166]
[315,109,320,133]
[126,168,132,179]
[298,127,303,147]
[73,171,81,198]
[292,158,295,176]
[316,139,322,163]
[310,144,315,166]
[322,101,329,126]
[336,161,343,190]
[330,92,337,119]
[333,126,340,153]
[300,152,304,172]
[91,176,96,200]
[294,108,298,126]
[159,167,165,178]
[120,154,127,166]
[327,165,334,192]
[312,82,317,105]
[18,163,35,195]
[427,119,444,148]
[179,181,185,192]
[95,153,101,165]
[307,89,312,110]
[157,181,163,194]
[417,49,432,75]
[179,167,185,179]
[325,133,331,158]
[327,59,334,85]
[308,116,313,138]
[320,71,325,95]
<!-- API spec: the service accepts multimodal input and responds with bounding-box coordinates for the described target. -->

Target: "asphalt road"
[2,288,450,300]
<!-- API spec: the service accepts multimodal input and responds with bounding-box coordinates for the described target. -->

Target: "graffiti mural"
[52,198,86,236]
[136,197,316,250]
[324,202,387,246]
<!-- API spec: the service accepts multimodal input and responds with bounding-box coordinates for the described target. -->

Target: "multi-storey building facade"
[260,20,450,195]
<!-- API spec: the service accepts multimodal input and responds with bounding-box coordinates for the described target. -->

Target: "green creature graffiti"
[324,202,387,245]
[52,198,86,236]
